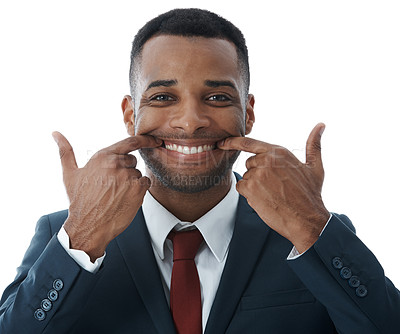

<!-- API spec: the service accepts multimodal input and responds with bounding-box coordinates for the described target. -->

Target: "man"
[0,8,399,334]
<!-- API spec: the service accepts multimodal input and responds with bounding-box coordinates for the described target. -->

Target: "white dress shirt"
[142,174,238,331]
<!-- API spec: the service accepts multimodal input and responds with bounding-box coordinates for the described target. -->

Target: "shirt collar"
[142,173,239,263]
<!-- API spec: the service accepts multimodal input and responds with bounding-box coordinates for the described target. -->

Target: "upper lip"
[160,139,223,147]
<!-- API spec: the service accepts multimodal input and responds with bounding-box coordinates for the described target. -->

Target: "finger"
[136,176,151,190]
[52,131,78,172]
[236,178,251,199]
[106,135,162,155]
[217,136,273,154]
[241,169,252,180]
[118,154,137,168]
[245,153,270,169]
[306,123,325,172]
[128,168,142,179]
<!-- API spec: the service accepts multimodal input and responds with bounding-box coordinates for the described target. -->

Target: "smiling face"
[122,35,255,193]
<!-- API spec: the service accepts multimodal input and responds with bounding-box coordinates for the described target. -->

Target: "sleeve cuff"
[287,213,333,260]
[57,226,105,273]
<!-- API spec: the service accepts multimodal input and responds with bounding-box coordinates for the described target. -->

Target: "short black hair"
[129,8,250,98]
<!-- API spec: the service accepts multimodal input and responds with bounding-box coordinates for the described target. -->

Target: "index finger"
[217,136,272,154]
[106,135,163,155]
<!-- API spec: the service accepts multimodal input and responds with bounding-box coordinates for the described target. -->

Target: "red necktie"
[169,229,204,334]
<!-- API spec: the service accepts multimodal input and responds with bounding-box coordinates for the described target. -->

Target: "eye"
[151,94,174,102]
[207,95,231,102]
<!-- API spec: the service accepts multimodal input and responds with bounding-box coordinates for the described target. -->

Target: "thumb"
[306,123,325,174]
[52,131,78,172]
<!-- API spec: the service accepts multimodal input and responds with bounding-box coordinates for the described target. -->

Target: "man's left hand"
[218,123,330,253]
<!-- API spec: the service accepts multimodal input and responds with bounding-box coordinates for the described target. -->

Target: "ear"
[245,94,255,135]
[121,95,135,136]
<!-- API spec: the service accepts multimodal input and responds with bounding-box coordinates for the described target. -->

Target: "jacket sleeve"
[287,213,400,334]
[0,213,101,334]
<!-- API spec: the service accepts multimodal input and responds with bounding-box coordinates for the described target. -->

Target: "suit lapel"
[205,194,271,334]
[116,208,176,334]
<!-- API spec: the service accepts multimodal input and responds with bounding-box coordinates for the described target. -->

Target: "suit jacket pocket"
[241,288,316,311]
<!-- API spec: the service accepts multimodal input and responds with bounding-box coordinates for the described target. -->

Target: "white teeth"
[165,143,215,154]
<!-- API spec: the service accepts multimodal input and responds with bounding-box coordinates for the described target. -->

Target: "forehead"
[138,35,241,88]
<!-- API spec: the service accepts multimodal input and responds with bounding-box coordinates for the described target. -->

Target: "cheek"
[219,110,246,136]
[134,109,166,135]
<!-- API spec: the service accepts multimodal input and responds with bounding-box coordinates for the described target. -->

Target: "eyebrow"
[145,79,178,91]
[145,79,237,92]
[204,80,237,90]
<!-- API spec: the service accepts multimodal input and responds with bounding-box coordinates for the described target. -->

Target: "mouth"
[163,141,216,155]
[155,139,221,156]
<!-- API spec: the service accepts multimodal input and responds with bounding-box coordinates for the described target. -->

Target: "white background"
[1,0,399,293]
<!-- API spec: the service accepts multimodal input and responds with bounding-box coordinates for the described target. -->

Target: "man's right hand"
[52,132,162,262]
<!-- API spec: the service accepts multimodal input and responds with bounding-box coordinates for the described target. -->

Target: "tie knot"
[169,229,203,261]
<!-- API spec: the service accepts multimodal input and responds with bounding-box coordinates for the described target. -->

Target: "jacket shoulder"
[333,213,356,233]
[39,209,69,235]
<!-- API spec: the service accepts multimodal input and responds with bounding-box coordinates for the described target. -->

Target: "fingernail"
[52,132,59,144]
[150,135,162,143]
[319,125,326,136]
[217,139,225,147]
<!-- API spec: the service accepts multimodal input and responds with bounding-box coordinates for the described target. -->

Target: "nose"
[168,99,211,134]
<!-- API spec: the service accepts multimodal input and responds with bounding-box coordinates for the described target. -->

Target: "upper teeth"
[165,143,215,154]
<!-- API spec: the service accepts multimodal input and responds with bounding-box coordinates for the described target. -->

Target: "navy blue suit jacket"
[1,191,400,333]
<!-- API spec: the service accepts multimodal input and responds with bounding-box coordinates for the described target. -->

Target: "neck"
[147,172,233,222]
